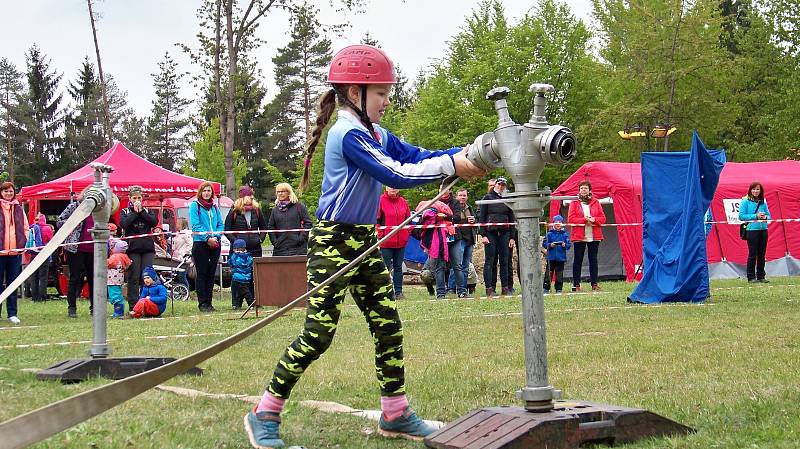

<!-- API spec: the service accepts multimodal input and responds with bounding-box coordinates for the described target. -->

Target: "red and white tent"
[550,160,800,281]
[19,142,220,201]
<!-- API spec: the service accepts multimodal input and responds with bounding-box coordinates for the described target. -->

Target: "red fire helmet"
[328,44,396,85]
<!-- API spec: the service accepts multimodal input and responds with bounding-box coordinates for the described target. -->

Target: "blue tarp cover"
[628,131,726,303]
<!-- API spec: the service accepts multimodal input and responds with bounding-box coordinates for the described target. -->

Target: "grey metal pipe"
[90,170,112,358]
[515,216,554,409]
[0,199,97,306]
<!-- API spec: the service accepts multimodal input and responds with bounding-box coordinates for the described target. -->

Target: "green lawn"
[1,278,798,448]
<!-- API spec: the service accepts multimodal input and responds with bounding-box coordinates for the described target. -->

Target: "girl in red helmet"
[244,44,484,448]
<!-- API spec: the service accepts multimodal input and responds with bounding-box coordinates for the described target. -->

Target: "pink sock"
[381,395,409,421]
[255,392,285,414]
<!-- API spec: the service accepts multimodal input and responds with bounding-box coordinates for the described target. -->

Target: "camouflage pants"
[267,221,405,399]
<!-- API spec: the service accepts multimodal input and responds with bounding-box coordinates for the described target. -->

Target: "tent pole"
[774,191,790,257]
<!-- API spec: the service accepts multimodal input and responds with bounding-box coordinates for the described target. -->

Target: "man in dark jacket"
[119,185,158,309]
[478,177,516,297]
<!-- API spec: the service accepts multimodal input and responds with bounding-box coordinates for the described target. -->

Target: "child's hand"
[453,150,486,179]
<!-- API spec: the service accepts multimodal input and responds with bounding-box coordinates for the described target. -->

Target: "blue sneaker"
[378,406,437,441]
[243,409,285,449]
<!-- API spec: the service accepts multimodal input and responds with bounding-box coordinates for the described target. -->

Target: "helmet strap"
[333,84,378,141]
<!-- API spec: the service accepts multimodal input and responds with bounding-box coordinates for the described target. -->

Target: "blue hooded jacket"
[543,226,572,262]
[140,266,168,315]
[228,244,253,283]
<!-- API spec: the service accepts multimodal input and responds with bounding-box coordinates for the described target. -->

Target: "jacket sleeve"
[266,208,276,244]
[149,285,169,306]
[189,203,204,235]
[477,197,489,237]
[141,208,159,228]
[57,202,78,228]
[508,207,517,241]
[738,199,756,221]
[213,207,225,237]
[763,202,772,220]
[567,201,584,225]
[224,211,236,244]
[299,203,313,229]
[257,209,268,242]
[542,232,550,249]
[383,129,463,164]
[565,233,572,250]
[341,129,456,188]
[592,200,607,225]
[377,205,386,239]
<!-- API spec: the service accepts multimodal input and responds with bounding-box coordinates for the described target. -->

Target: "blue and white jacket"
[316,111,461,224]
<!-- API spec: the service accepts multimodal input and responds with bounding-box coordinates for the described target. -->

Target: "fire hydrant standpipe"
[424,85,692,449]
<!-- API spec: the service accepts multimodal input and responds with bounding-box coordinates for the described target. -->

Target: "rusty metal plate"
[424,401,693,449]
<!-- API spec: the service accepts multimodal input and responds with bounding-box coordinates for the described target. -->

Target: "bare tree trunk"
[165,96,171,165]
[219,0,276,195]
[87,0,113,149]
[214,0,226,153]
[4,92,13,183]
[223,0,237,195]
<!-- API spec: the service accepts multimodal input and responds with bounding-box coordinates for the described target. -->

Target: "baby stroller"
[152,254,191,302]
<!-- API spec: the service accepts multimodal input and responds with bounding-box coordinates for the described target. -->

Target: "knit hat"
[111,239,128,254]
[128,185,144,197]
[233,239,247,250]
[496,177,508,185]
[142,266,158,282]
[238,185,254,198]
[552,215,564,223]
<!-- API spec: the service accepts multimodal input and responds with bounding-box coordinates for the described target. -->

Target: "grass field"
[1,278,798,448]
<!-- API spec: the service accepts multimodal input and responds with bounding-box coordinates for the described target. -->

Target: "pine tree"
[145,52,191,170]
[0,58,25,183]
[257,2,331,189]
[19,45,65,184]
[64,57,105,164]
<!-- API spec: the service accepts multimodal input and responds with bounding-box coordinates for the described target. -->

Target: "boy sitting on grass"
[130,266,167,318]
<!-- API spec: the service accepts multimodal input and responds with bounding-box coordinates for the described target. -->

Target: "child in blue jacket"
[130,266,168,318]
[228,239,254,310]
[543,215,571,294]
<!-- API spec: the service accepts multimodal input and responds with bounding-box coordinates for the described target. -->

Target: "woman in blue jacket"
[189,181,224,312]
[738,182,771,283]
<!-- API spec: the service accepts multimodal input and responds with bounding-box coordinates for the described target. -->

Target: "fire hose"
[0,176,461,449]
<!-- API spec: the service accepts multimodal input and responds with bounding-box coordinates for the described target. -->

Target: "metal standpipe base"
[36,357,203,383]
[423,401,694,449]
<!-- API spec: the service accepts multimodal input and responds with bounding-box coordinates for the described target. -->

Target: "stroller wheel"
[172,284,190,302]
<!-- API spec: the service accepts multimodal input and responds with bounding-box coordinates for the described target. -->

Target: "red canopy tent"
[20,142,220,202]
[550,160,800,281]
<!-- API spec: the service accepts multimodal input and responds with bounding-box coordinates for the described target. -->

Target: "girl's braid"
[299,89,337,193]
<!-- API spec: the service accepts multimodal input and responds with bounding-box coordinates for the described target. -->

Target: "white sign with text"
[723,198,767,224]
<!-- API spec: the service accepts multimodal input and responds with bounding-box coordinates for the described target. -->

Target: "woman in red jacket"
[568,181,606,291]
[377,187,410,299]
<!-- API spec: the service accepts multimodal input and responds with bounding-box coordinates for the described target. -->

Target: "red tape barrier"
[5,218,798,256]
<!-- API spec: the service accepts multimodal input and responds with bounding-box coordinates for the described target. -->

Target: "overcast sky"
[0,0,593,117]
